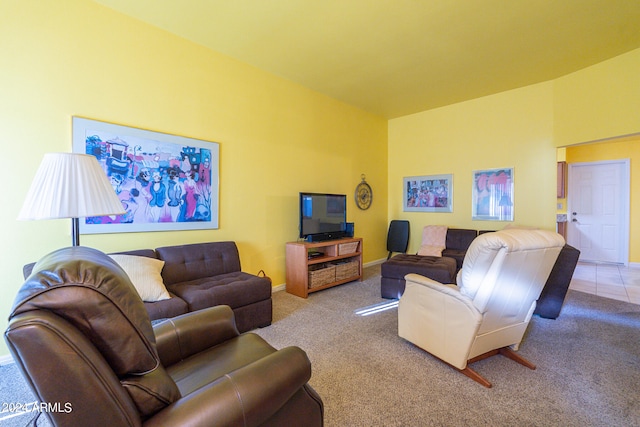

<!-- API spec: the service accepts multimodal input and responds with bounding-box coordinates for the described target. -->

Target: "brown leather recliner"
[4,246,323,427]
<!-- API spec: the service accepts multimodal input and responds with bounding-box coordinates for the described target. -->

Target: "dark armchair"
[386,220,410,260]
[5,246,323,427]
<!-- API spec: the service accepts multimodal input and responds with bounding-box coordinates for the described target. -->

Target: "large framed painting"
[72,117,219,234]
[403,174,453,212]
[472,168,513,221]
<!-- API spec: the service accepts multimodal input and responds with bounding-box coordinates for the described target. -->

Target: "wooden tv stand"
[285,237,363,298]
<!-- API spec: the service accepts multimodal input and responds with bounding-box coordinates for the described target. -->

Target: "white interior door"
[567,160,629,264]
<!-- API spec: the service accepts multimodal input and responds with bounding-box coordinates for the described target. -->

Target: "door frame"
[567,159,630,265]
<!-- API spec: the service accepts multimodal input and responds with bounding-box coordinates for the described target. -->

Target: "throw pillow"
[417,225,448,257]
[108,255,170,302]
[418,245,444,257]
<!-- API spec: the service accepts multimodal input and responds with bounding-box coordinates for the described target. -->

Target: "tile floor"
[569,262,640,305]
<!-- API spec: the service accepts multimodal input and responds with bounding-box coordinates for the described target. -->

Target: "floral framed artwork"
[472,168,513,221]
[72,117,219,235]
[403,174,453,212]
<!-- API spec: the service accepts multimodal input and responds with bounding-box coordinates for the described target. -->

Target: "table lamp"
[17,153,126,246]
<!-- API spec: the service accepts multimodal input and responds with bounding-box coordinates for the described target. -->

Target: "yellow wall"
[388,83,557,252]
[3,0,640,360]
[566,137,640,262]
[389,46,640,255]
[553,48,640,267]
[556,148,567,213]
[554,48,640,147]
[0,0,388,357]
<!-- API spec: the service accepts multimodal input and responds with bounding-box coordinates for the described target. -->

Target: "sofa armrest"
[144,346,312,427]
[153,305,239,367]
[534,244,580,319]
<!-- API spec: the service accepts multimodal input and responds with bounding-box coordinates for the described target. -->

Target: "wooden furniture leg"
[499,347,536,370]
[457,347,536,388]
[460,366,492,388]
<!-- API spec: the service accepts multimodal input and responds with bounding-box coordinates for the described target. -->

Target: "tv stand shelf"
[286,237,363,298]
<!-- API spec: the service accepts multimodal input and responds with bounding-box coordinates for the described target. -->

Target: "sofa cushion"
[444,228,478,251]
[144,292,189,321]
[167,271,272,312]
[380,254,457,299]
[109,254,171,302]
[440,248,466,269]
[156,242,242,286]
[381,254,457,284]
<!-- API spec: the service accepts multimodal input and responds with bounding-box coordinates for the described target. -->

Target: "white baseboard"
[629,262,640,269]
[364,258,386,268]
[0,354,14,366]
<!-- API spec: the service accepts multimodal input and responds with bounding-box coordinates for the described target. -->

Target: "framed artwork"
[472,168,513,221]
[72,117,219,234]
[403,174,453,212]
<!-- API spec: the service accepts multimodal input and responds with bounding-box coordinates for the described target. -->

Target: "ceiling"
[95,0,640,119]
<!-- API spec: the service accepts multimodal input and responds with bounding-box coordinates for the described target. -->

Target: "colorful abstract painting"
[73,117,219,234]
[403,174,453,212]
[472,168,513,221]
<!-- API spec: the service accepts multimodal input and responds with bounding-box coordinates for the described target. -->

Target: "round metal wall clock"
[355,174,373,210]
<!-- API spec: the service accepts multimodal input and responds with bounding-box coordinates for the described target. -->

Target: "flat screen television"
[299,192,348,242]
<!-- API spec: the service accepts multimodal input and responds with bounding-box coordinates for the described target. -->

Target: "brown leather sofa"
[24,241,272,333]
[6,246,323,427]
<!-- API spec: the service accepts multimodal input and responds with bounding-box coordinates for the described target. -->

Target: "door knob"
[572,219,578,222]
[572,212,577,215]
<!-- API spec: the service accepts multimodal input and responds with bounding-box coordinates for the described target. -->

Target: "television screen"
[299,192,347,241]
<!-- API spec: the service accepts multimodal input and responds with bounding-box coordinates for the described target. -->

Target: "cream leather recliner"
[398,228,565,388]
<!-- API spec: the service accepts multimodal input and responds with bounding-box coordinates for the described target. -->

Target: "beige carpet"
[2,265,639,426]
[254,265,640,427]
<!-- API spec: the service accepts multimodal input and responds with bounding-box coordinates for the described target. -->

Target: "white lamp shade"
[18,153,126,220]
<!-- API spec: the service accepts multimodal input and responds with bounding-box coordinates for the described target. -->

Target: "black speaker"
[344,222,355,237]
